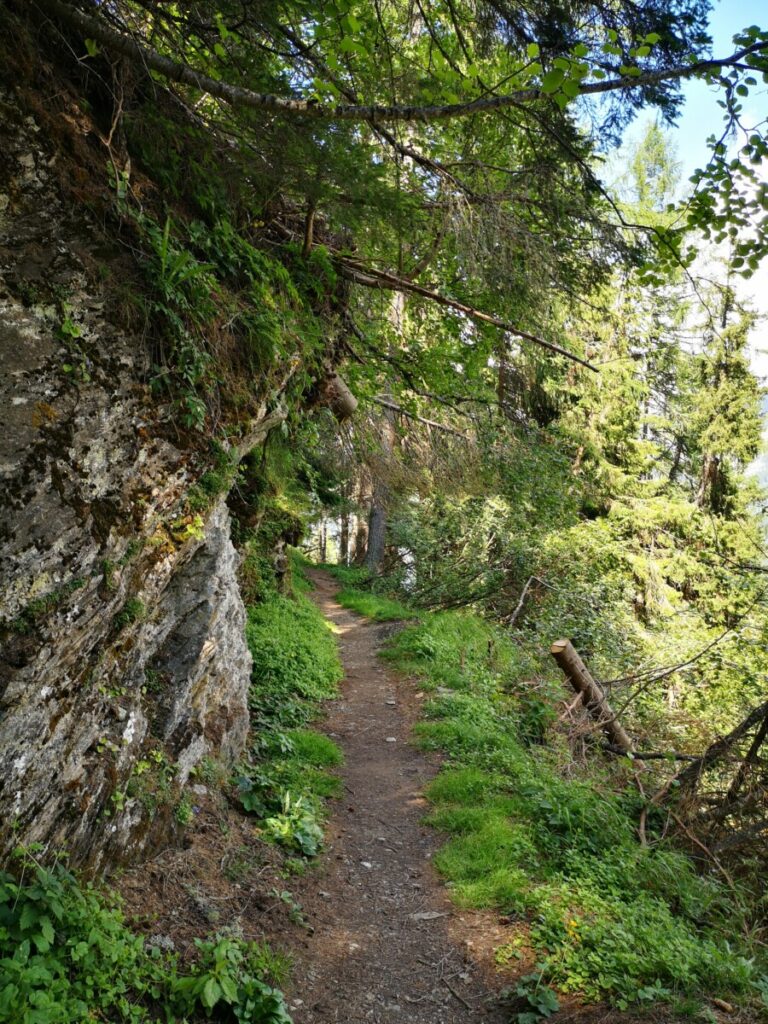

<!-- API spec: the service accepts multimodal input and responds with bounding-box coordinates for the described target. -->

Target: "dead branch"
[369,397,468,438]
[603,746,700,762]
[667,810,736,890]
[338,261,597,371]
[721,709,768,809]
[506,575,544,626]
[673,700,768,795]
[713,817,768,853]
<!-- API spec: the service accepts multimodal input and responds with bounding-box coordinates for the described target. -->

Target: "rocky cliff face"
[0,80,262,871]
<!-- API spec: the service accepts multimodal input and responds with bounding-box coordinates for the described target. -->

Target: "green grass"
[288,549,314,595]
[246,591,342,712]
[335,588,416,621]
[238,586,344,857]
[343,593,767,1015]
[287,728,343,768]
[317,561,417,621]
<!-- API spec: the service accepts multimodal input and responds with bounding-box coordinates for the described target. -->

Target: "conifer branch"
[337,260,597,371]
[35,0,768,125]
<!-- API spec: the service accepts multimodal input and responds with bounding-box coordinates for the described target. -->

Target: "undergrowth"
[340,584,768,1018]
[0,854,291,1024]
[321,564,416,621]
[236,566,344,858]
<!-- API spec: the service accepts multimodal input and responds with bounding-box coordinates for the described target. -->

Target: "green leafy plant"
[511,973,560,1023]
[171,934,292,1023]
[169,513,206,543]
[9,578,86,635]
[268,889,306,926]
[174,797,194,826]
[0,854,294,1024]
[263,793,324,857]
[113,597,145,632]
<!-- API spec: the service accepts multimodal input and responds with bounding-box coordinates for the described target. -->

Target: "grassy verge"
[332,582,767,1020]
[319,563,417,622]
[234,561,344,859]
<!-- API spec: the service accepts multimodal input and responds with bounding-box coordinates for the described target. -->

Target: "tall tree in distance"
[691,287,763,512]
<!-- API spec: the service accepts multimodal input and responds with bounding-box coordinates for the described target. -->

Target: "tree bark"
[550,639,633,754]
[364,400,396,574]
[364,497,388,573]
[696,452,720,508]
[352,515,369,566]
[364,291,403,574]
[320,518,328,563]
[339,510,350,566]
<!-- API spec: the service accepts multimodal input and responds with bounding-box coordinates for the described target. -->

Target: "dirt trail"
[283,569,509,1023]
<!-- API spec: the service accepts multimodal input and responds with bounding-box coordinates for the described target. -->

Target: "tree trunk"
[364,291,403,574]
[352,514,369,565]
[668,436,683,482]
[364,497,388,573]
[320,518,327,563]
[364,405,394,573]
[696,452,720,508]
[339,511,350,566]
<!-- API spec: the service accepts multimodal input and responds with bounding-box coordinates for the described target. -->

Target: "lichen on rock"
[0,81,254,871]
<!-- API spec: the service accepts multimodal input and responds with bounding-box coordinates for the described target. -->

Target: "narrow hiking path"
[283,568,510,1023]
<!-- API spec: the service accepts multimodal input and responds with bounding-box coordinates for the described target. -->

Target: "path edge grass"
[314,565,768,1023]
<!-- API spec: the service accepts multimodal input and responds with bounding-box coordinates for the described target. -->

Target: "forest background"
[4,1,768,1021]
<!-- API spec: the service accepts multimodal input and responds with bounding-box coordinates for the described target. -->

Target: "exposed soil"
[121,570,737,1024]
[280,568,511,1023]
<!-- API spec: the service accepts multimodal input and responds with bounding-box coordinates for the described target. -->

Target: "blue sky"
[618,2,767,180]
[675,0,768,179]
[615,2,768,478]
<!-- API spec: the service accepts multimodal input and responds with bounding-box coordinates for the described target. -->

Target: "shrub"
[0,855,292,1024]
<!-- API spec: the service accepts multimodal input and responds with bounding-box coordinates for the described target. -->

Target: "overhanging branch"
[370,397,468,438]
[35,0,768,125]
[337,259,597,371]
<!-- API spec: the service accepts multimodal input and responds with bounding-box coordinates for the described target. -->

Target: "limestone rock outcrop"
[0,81,257,870]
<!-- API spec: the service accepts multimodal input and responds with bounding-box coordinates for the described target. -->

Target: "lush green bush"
[0,856,292,1024]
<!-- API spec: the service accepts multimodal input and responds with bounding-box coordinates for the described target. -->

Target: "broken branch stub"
[550,639,633,754]
[323,372,358,422]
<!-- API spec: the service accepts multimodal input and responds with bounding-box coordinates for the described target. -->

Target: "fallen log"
[550,639,633,754]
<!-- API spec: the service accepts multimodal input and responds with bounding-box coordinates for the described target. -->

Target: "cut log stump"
[550,638,633,754]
